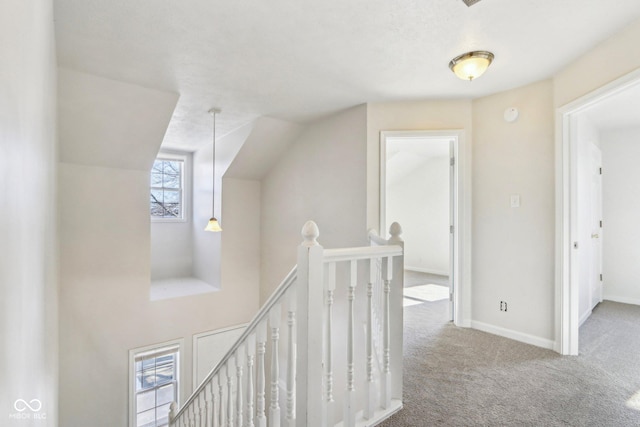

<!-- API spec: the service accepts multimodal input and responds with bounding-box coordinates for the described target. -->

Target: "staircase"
[169,220,404,427]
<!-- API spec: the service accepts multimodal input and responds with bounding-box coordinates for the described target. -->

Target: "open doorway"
[557,69,640,355]
[380,131,462,323]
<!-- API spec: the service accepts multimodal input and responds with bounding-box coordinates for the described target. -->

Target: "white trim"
[379,129,471,328]
[603,296,640,306]
[192,324,248,390]
[129,338,185,427]
[556,67,640,356]
[471,321,555,350]
[333,399,403,427]
[151,150,192,223]
[405,266,449,277]
[578,309,592,327]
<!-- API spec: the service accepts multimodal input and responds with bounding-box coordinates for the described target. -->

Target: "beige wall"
[472,80,555,343]
[554,17,640,107]
[58,163,259,426]
[0,0,58,425]
[221,178,261,306]
[260,105,368,303]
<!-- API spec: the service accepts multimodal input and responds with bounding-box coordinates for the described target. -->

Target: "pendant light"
[449,51,494,81]
[205,108,222,232]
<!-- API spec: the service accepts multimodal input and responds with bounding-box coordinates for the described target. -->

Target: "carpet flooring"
[380,298,640,426]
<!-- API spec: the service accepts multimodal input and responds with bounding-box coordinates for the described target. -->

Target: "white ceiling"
[54,0,640,151]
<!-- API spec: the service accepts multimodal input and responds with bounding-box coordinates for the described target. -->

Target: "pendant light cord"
[212,110,216,217]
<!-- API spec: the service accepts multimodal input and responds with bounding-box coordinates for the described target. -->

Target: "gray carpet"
[380,299,640,426]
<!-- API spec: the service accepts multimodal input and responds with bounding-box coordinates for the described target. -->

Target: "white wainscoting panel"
[193,324,247,390]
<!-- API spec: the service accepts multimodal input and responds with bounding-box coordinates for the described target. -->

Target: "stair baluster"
[256,321,267,427]
[286,290,297,427]
[381,256,392,410]
[365,261,375,420]
[226,362,233,427]
[236,348,243,427]
[218,375,224,427]
[246,335,255,427]
[343,260,357,427]
[323,262,336,427]
[269,304,281,426]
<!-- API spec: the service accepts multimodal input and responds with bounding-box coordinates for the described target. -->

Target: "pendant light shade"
[205,108,222,232]
[205,217,222,232]
[449,51,494,81]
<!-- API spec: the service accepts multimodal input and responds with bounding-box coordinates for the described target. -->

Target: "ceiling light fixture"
[205,108,222,232]
[449,51,494,81]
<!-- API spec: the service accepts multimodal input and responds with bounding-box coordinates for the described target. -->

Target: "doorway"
[557,68,640,355]
[574,125,603,328]
[380,130,467,325]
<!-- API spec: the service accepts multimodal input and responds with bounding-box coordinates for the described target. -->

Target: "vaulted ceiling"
[54,0,640,151]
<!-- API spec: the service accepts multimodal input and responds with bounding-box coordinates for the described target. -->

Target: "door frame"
[380,129,470,327]
[556,68,640,355]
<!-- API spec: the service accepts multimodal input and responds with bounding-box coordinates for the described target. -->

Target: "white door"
[449,139,456,321]
[589,143,603,308]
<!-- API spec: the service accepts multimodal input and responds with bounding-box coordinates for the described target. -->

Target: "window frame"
[128,338,185,427]
[150,151,190,223]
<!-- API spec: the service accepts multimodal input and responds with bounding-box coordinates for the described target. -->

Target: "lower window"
[130,340,182,427]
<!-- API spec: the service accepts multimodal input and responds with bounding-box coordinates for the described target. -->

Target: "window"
[150,158,184,220]
[129,341,182,427]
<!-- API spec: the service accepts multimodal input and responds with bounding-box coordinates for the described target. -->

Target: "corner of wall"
[471,79,555,344]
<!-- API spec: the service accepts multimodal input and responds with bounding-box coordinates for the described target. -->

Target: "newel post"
[388,222,404,401]
[296,221,324,427]
[168,402,176,426]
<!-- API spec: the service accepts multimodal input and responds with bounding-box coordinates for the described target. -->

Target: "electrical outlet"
[500,301,508,312]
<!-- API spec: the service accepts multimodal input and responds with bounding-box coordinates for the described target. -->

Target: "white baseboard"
[457,318,472,328]
[471,321,555,350]
[579,309,592,326]
[405,266,449,277]
[603,296,640,306]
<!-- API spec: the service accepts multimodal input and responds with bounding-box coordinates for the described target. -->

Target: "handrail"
[174,266,298,420]
[323,245,402,263]
[367,228,389,246]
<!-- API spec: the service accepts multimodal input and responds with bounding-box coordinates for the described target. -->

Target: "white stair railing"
[169,220,403,427]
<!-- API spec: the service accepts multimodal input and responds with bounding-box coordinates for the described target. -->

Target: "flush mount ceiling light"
[449,51,495,81]
[205,108,222,232]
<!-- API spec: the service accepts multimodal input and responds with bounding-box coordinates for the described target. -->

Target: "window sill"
[150,277,219,301]
[151,218,188,224]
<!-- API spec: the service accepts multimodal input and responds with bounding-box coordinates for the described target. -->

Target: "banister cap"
[389,222,403,240]
[301,220,320,246]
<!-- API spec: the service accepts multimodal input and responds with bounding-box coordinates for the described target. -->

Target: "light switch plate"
[510,194,520,208]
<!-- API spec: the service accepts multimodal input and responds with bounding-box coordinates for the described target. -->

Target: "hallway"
[381,300,640,426]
